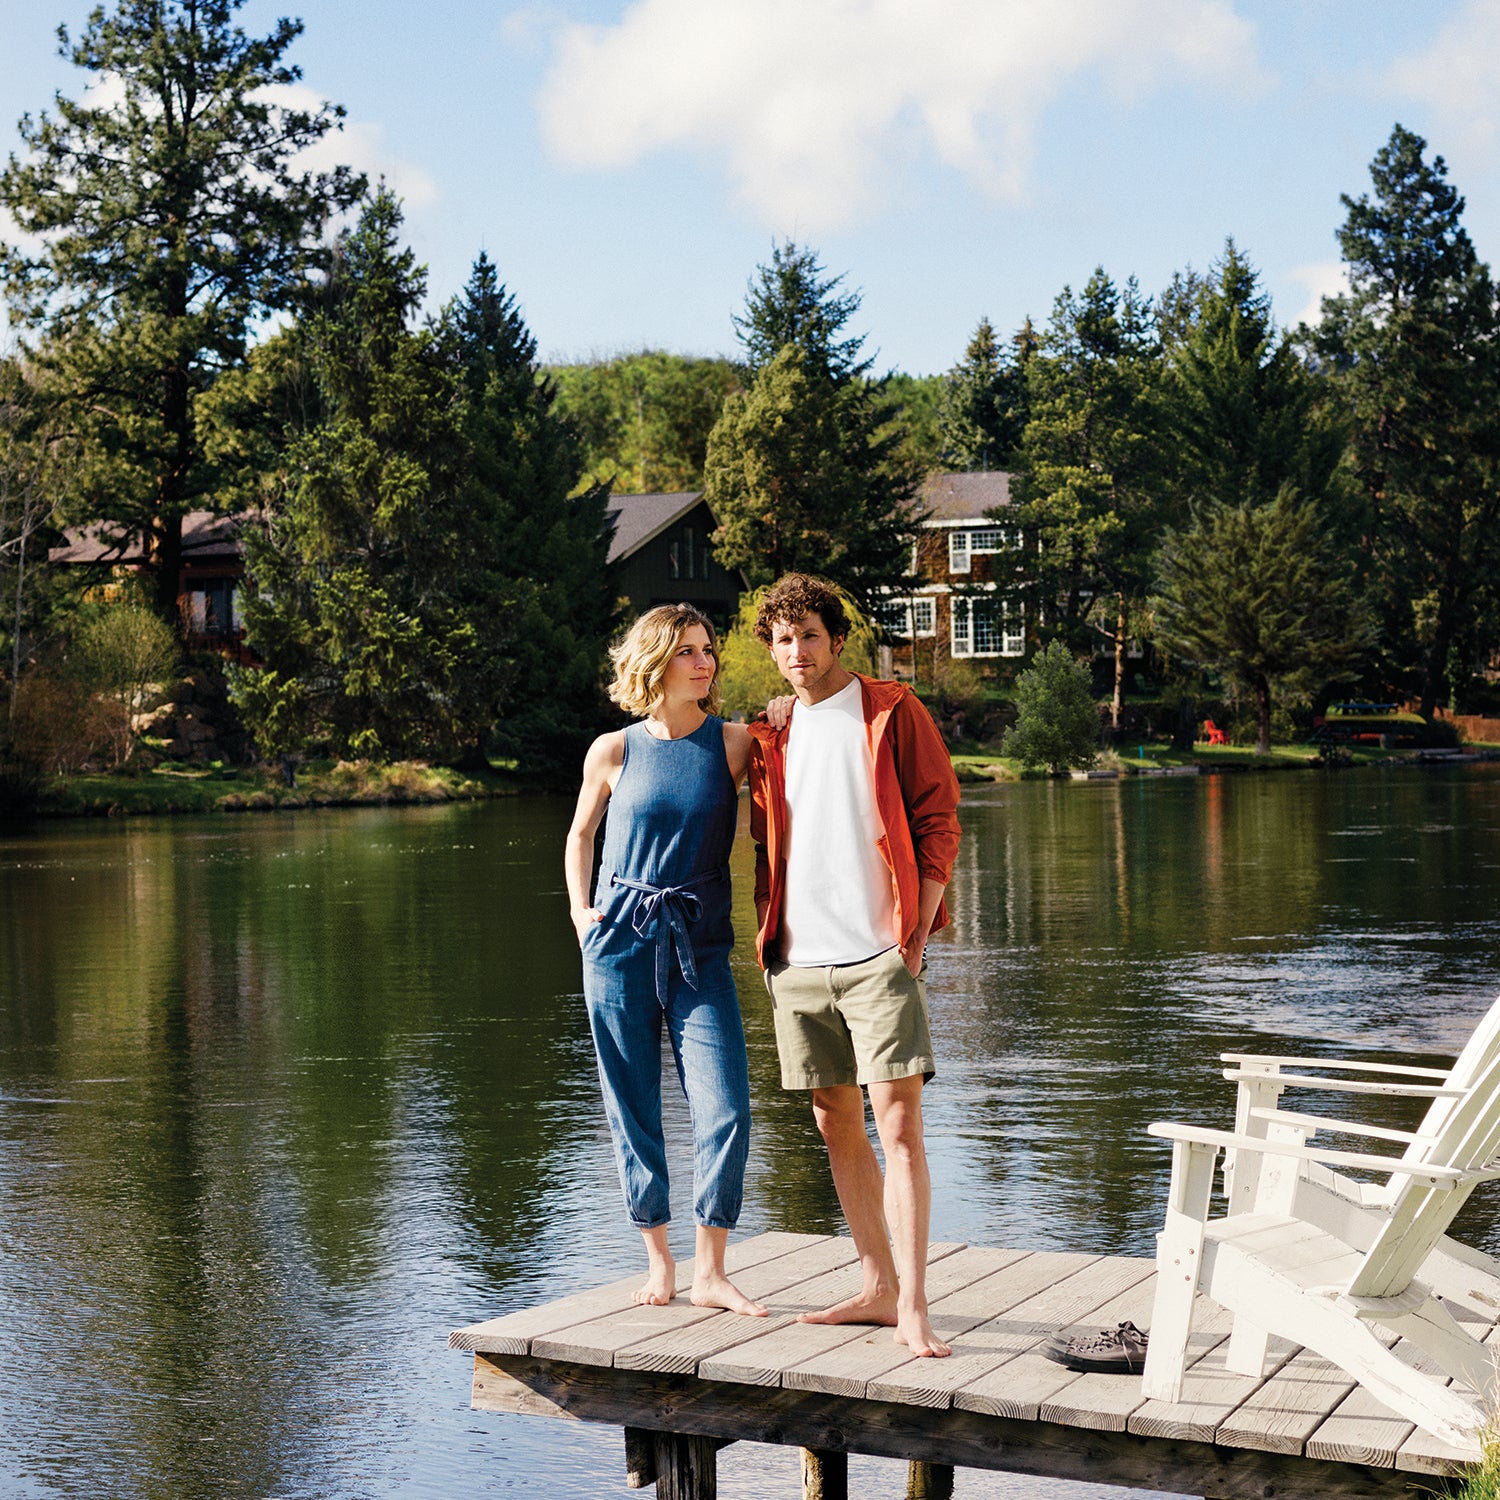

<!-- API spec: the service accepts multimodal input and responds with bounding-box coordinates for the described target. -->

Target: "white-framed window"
[947,526,1011,574]
[879,597,937,640]
[950,596,1024,658]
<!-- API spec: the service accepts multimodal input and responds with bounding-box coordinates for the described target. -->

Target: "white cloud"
[533,0,1260,231]
[1389,0,1500,160]
[1287,260,1349,329]
[258,83,439,212]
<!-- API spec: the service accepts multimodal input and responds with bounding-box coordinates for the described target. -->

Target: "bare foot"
[690,1271,769,1318]
[894,1307,951,1358]
[632,1261,676,1307]
[796,1289,898,1327]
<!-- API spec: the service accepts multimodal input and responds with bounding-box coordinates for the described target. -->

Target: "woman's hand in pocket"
[572,906,603,946]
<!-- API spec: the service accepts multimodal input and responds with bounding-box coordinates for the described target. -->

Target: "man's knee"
[869,1076,927,1156]
[810,1084,866,1146]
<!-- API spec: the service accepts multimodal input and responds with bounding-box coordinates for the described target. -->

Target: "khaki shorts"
[763,945,935,1090]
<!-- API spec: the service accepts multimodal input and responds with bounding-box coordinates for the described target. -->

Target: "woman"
[564,604,767,1316]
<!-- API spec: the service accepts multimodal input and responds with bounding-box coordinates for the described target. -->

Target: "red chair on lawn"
[1204,719,1229,746]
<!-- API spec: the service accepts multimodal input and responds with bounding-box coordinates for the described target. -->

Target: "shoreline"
[6,742,1499,820]
[4,758,537,821]
[952,743,1500,783]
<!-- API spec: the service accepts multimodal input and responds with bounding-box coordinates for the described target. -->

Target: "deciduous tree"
[550,351,740,494]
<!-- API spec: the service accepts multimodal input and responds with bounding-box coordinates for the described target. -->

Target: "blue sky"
[3,0,1500,374]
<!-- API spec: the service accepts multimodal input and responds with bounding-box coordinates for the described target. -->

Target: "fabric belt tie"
[610,869,721,1007]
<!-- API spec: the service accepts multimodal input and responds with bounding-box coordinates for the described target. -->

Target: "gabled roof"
[50,511,244,565]
[919,471,1013,521]
[605,490,711,563]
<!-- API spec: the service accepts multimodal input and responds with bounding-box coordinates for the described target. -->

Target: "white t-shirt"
[780,677,898,966]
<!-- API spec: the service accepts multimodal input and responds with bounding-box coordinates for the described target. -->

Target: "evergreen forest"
[3,0,1498,795]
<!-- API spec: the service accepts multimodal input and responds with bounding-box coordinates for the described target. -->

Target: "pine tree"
[1013,268,1163,727]
[704,346,920,610]
[935,316,1030,471]
[1151,244,1355,733]
[0,0,363,622]
[1165,241,1344,512]
[1002,640,1099,773]
[706,244,920,612]
[1152,491,1371,753]
[1313,124,1500,717]
[438,254,617,771]
[732,240,871,383]
[232,191,474,760]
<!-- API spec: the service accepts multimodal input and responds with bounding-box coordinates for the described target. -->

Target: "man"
[748,573,961,1358]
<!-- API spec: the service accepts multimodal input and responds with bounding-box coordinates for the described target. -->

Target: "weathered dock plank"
[449,1230,825,1355]
[1215,1348,1358,1455]
[541,1234,863,1369]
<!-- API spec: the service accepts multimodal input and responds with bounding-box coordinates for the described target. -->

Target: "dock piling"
[800,1447,847,1498]
[906,1459,956,1498]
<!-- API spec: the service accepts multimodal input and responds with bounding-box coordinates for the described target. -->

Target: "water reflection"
[0,766,1497,1497]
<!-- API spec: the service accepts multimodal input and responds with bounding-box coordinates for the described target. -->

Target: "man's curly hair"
[752,574,850,645]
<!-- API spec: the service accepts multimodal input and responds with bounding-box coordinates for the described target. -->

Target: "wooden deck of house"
[450,1230,1483,1499]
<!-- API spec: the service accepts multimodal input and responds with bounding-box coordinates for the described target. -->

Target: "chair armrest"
[1145,1121,1500,1187]
[1221,1052,1449,1081]
[1246,1106,1421,1147]
[1221,1069,1458,1099]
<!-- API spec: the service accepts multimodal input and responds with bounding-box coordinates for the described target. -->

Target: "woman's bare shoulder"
[584,728,628,771]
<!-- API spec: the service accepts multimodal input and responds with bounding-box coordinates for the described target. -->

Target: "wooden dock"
[450,1231,1481,1499]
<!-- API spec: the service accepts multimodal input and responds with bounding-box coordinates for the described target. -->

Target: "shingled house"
[49,512,252,662]
[604,490,743,630]
[881,471,1026,682]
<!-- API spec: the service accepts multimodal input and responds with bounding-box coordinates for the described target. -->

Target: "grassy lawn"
[36,757,519,817]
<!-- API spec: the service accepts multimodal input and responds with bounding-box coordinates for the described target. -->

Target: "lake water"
[2,765,1499,1498]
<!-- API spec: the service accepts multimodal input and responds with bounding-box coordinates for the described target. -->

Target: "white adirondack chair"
[1215,993,1500,1346]
[1140,1047,1500,1452]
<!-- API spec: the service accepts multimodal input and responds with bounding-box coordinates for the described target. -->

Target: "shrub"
[5,669,118,777]
[72,604,181,764]
[1003,641,1100,772]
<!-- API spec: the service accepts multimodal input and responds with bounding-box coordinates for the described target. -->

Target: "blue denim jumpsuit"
[581,715,751,1230]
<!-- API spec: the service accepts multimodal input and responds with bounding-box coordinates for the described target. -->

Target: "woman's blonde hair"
[608,604,722,718]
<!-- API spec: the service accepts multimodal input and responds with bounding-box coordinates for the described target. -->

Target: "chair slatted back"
[1400,993,1500,1162]
[1350,1050,1500,1299]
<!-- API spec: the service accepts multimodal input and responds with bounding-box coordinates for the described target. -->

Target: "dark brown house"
[50,512,252,661]
[605,491,744,630]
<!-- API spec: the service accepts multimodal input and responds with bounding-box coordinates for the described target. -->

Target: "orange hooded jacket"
[746,673,962,968]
